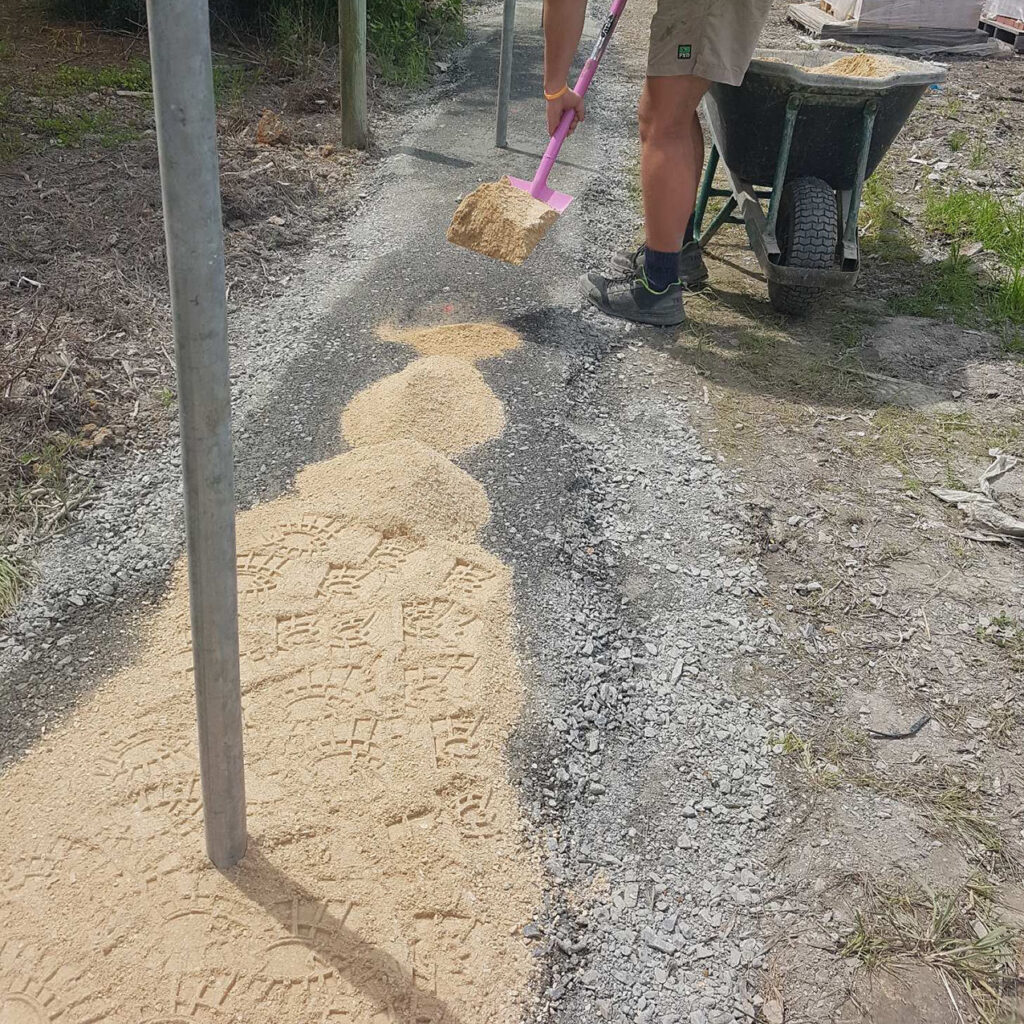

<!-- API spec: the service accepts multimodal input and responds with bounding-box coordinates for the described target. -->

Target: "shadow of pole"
[225,841,463,1024]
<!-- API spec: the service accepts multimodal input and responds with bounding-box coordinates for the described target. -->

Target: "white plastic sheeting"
[823,0,984,28]
[984,0,1024,20]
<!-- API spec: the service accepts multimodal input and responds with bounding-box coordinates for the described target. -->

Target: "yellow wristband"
[544,84,569,101]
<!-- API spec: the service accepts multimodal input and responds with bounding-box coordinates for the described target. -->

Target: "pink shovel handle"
[530,0,628,198]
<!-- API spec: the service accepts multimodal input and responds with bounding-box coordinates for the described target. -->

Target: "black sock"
[643,247,679,292]
[683,213,695,246]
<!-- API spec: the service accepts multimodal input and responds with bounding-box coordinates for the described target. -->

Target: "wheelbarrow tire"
[768,177,839,317]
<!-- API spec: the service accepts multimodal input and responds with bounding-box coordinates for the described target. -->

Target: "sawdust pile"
[342,356,505,457]
[814,54,906,78]
[379,322,522,361]
[0,327,539,1022]
[447,177,558,265]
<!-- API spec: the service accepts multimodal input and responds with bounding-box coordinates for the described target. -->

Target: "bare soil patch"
[0,0,368,609]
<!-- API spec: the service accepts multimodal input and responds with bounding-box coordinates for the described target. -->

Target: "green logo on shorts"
[677,44,692,59]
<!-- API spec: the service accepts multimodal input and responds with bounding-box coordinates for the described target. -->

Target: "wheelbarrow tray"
[693,50,945,313]
[704,50,946,190]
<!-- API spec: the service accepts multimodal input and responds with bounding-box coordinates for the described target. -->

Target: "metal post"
[495,0,517,148]
[340,0,368,149]
[147,0,247,870]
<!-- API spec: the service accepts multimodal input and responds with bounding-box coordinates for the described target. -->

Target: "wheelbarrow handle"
[529,0,628,198]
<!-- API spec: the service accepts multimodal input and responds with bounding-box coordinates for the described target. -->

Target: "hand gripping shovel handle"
[529,0,628,199]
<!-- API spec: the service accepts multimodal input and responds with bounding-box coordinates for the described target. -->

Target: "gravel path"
[1,2,787,1020]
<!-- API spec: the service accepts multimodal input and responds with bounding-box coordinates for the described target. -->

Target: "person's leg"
[638,74,710,256]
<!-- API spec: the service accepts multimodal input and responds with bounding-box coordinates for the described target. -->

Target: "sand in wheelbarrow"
[447,177,558,265]
[814,54,906,78]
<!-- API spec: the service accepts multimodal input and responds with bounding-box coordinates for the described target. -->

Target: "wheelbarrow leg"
[841,99,878,267]
[764,95,802,258]
[693,144,720,241]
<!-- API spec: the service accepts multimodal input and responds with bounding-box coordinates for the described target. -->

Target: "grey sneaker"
[610,241,709,291]
[581,269,686,327]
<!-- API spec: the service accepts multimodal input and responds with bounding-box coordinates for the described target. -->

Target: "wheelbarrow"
[693,50,946,316]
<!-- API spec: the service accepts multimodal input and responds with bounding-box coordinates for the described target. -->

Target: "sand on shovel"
[447,176,558,265]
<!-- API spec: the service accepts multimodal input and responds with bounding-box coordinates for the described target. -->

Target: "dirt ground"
[673,5,1024,1021]
[0,0,372,604]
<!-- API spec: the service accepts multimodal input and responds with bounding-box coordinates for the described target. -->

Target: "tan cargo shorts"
[647,0,772,86]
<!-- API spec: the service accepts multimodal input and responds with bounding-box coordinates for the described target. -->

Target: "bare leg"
[639,75,710,252]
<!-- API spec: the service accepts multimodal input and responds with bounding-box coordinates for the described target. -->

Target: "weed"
[855,406,1022,487]
[933,782,1005,856]
[0,89,27,165]
[157,387,176,409]
[0,38,12,61]
[843,878,1019,1018]
[976,612,1024,666]
[50,60,152,95]
[261,0,333,76]
[969,138,988,170]
[923,188,1024,323]
[890,249,981,324]
[861,167,919,264]
[945,97,963,117]
[830,310,877,351]
[369,0,463,84]
[0,556,26,617]
[1003,330,1024,358]
[949,129,968,153]
[212,63,257,107]
[32,108,138,149]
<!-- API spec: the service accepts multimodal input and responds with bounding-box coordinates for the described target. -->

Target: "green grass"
[0,89,27,165]
[369,0,463,84]
[923,188,1024,323]
[949,129,968,153]
[32,108,138,148]
[50,59,152,95]
[861,166,919,264]
[969,138,988,170]
[890,251,981,323]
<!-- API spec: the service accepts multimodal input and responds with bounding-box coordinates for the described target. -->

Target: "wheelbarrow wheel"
[768,177,839,317]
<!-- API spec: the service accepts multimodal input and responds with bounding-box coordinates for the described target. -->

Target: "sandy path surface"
[0,325,540,1023]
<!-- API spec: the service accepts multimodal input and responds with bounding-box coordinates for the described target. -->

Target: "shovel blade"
[507,176,574,214]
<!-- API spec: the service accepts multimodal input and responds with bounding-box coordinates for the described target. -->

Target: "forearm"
[543,0,587,93]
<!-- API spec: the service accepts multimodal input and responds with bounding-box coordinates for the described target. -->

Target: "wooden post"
[340,0,368,149]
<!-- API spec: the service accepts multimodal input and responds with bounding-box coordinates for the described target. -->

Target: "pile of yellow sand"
[378,322,522,361]
[814,53,906,78]
[341,355,505,457]
[447,177,558,265]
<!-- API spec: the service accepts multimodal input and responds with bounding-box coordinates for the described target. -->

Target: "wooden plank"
[339,0,367,150]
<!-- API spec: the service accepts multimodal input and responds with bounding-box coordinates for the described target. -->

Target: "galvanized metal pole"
[146,0,247,870]
[495,0,517,148]
[340,0,368,149]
